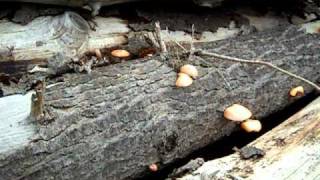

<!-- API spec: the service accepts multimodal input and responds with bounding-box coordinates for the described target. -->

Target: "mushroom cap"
[111,49,130,58]
[289,86,304,97]
[180,64,198,79]
[176,73,193,87]
[149,164,158,172]
[241,120,262,133]
[224,104,252,122]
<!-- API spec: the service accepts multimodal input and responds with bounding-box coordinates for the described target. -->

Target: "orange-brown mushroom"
[149,163,158,172]
[176,73,193,87]
[289,86,304,97]
[111,49,130,58]
[224,104,252,122]
[241,120,262,133]
[180,64,198,79]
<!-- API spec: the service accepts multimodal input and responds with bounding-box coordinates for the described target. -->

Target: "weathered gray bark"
[0,25,320,180]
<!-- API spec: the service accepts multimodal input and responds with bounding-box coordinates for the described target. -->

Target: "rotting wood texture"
[0,11,129,62]
[0,25,320,180]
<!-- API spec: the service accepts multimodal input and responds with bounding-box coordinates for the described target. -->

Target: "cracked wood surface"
[0,11,129,62]
[180,97,320,180]
[0,25,319,180]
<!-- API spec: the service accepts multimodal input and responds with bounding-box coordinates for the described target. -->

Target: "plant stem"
[188,24,195,60]
[154,22,168,57]
[196,50,320,92]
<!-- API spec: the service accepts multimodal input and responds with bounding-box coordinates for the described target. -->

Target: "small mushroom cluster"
[224,104,262,133]
[289,86,304,97]
[176,64,198,87]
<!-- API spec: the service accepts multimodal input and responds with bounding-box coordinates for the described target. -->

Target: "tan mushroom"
[223,104,252,122]
[289,86,304,97]
[111,49,130,58]
[180,64,198,79]
[176,73,193,87]
[149,163,158,172]
[241,120,262,133]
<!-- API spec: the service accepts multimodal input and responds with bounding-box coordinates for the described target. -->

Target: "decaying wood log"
[180,96,320,180]
[0,11,129,62]
[0,24,319,180]
[0,11,130,77]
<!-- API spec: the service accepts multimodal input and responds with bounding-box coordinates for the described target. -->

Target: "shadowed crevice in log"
[179,95,320,179]
[136,91,319,179]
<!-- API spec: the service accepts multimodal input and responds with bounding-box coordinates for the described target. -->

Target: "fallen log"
[0,24,320,180]
[0,11,129,65]
[180,96,320,180]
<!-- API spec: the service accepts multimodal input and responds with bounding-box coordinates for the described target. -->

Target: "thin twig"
[188,24,195,59]
[170,38,188,52]
[29,65,50,74]
[196,50,320,91]
[174,45,181,61]
[143,32,159,49]
[154,21,168,58]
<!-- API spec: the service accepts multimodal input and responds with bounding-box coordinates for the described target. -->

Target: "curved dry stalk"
[196,50,320,92]
[154,22,168,57]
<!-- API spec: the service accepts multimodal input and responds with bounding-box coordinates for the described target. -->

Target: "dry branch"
[196,50,320,91]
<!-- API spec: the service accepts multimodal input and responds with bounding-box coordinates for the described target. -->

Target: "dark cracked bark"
[0,25,320,180]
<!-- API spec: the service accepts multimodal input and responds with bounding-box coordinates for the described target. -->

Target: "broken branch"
[154,21,168,59]
[188,24,195,60]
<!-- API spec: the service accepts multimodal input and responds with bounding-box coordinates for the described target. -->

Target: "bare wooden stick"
[31,80,45,121]
[196,50,320,92]
[188,24,195,59]
[171,40,188,53]
[154,21,168,58]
